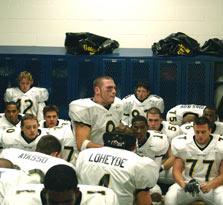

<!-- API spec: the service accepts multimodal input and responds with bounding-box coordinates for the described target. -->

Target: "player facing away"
[0,135,75,183]
[76,125,159,205]
[2,164,119,205]
[165,117,223,205]
[69,75,123,151]
[122,81,164,126]
[4,71,49,121]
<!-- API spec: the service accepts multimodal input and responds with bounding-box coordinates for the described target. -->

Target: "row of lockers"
[0,47,216,119]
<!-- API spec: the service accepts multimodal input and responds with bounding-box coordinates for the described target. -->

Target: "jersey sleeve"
[171,135,187,158]
[69,100,92,126]
[34,87,49,102]
[121,96,131,126]
[135,157,159,190]
[4,88,14,102]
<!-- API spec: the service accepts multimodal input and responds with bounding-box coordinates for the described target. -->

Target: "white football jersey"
[0,148,75,183]
[0,168,38,204]
[0,128,47,152]
[136,131,169,167]
[122,94,164,126]
[4,87,49,120]
[171,134,223,183]
[0,113,23,130]
[180,121,223,136]
[76,147,158,205]
[159,121,180,142]
[2,184,119,205]
[69,97,123,145]
[166,104,206,125]
[43,125,78,162]
[39,119,71,128]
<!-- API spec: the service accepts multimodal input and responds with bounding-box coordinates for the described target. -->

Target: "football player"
[2,165,119,205]
[0,114,47,151]
[76,125,159,205]
[0,158,39,204]
[39,104,77,162]
[166,104,206,125]
[0,135,75,183]
[165,117,223,204]
[0,102,22,130]
[4,71,48,121]
[132,115,169,205]
[146,107,179,186]
[69,76,123,151]
[122,81,164,126]
[180,106,223,136]
[39,104,71,128]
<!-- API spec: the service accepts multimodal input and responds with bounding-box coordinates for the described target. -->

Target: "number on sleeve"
[64,146,74,162]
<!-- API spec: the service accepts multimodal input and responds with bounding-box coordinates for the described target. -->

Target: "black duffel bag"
[200,38,223,56]
[65,32,119,55]
[152,32,200,57]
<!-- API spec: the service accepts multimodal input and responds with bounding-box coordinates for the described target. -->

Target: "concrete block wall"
[0,0,222,48]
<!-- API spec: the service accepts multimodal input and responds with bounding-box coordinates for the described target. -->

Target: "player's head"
[182,113,198,125]
[21,114,39,140]
[36,135,62,158]
[4,102,20,125]
[103,125,136,151]
[193,117,212,145]
[146,107,162,130]
[131,115,148,145]
[43,105,59,128]
[17,71,34,93]
[93,76,116,107]
[202,106,217,127]
[0,158,14,168]
[135,81,150,101]
[43,165,80,205]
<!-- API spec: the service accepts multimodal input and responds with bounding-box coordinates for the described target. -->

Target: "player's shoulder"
[122,94,134,100]
[148,94,163,101]
[213,134,223,151]
[5,87,20,95]
[69,98,95,109]
[149,130,169,142]
[171,134,191,149]
[148,131,169,150]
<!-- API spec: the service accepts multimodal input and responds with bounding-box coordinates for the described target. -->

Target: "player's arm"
[75,122,103,152]
[161,147,175,170]
[135,190,152,205]
[173,157,186,189]
[200,159,223,193]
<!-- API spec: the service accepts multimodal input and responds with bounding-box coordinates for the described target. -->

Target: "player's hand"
[184,179,200,197]
[200,183,211,193]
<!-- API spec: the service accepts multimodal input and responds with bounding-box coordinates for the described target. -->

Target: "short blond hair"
[17,71,34,84]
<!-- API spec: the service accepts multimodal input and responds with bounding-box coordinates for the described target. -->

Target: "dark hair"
[43,105,59,117]
[146,107,162,118]
[0,158,14,168]
[36,135,61,155]
[21,114,38,127]
[135,81,150,91]
[5,101,20,111]
[93,76,114,89]
[44,165,78,191]
[103,126,136,151]
[194,117,211,129]
[203,106,217,114]
[132,115,148,126]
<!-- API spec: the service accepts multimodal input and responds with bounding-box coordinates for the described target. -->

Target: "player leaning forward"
[165,117,223,205]
[69,76,123,151]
